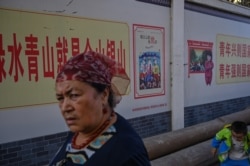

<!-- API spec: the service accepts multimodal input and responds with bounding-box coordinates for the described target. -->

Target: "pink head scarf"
[56,51,130,98]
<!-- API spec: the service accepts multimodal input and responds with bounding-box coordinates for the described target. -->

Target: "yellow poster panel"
[216,34,250,84]
[0,8,129,109]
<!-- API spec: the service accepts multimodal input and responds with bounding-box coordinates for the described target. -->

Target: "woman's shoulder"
[113,113,145,146]
[114,113,140,136]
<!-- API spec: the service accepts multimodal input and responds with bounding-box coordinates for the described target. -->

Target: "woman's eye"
[70,94,78,99]
[56,97,64,102]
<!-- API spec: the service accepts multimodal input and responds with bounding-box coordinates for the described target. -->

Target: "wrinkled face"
[232,131,245,142]
[55,80,108,133]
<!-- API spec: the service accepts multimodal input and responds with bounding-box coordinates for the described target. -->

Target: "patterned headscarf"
[56,51,130,98]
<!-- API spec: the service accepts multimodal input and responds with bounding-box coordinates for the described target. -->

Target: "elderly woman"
[50,51,151,166]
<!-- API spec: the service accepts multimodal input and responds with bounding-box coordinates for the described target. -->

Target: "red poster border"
[133,24,165,99]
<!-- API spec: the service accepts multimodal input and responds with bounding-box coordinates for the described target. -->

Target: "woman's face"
[55,80,108,133]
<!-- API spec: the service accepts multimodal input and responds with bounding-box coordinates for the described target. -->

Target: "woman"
[50,51,151,166]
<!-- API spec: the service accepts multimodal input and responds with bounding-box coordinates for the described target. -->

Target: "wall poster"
[133,24,165,98]
[216,34,250,84]
[187,40,214,86]
[0,8,129,109]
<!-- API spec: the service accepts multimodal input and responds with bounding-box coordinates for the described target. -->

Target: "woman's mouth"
[65,117,76,125]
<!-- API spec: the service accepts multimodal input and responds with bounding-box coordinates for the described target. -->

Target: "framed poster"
[133,24,165,98]
[187,40,213,73]
[187,40,214,85]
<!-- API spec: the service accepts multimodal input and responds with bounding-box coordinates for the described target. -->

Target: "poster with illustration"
[133,24,165,98]
[187,40,214,86]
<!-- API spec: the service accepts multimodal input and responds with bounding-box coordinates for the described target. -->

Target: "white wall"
[184,10,250,107]
[0,0,171,143]
[0,0,249,144]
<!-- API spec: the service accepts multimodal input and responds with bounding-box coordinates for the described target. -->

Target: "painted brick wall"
[129,111,172,138]
[1,96,249,166]
[184,96,250,127]
[0,132,68,166]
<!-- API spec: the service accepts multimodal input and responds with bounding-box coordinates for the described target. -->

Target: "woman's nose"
[61,98,72,112]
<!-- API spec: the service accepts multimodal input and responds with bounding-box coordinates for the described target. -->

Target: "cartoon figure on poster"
[139,52,161,90]
[204,50,214,86]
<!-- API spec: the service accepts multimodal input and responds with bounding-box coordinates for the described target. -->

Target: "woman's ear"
[102,87,110,104]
